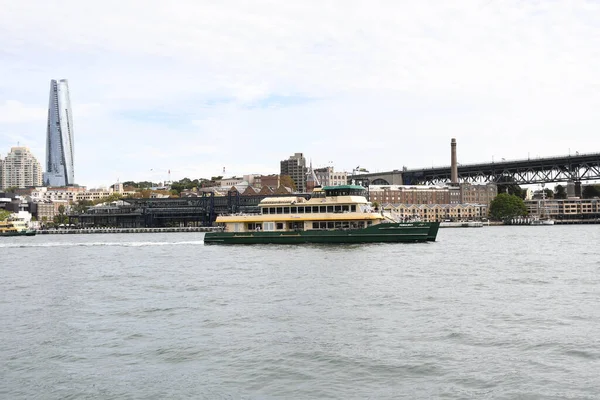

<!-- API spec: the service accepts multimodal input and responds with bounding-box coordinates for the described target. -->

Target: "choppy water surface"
[1,226,600,399]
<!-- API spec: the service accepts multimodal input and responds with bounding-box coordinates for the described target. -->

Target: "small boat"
[204,185,440,244]
[0,220,37,237]
[530,218,555,226]
[530,184,555,226]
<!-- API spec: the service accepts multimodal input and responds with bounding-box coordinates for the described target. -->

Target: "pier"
[37,226,220,234]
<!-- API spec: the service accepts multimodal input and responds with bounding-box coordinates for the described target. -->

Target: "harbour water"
[1,226,599,399]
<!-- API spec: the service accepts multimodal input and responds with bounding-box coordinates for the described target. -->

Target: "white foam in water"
[0,240,205,249]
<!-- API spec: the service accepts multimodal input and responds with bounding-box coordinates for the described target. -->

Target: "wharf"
[37,227,219,235]
[554,219,600,225]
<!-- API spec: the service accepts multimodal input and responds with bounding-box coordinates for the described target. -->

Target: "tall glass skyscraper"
[44,79,75,187]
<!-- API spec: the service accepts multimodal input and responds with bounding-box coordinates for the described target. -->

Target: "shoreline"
[37,227,219,234]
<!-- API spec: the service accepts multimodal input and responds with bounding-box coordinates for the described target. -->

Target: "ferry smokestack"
[451,138,458,184]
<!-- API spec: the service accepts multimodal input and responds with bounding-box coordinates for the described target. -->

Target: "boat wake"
[0,240,206,249]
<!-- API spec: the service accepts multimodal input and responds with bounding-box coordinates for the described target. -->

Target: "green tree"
[489,193,528,221]
[0,209,11,221]
[53,214,69,225]
[122,181,138,188]
[93,193,123,205]
[73,200,93,214]
[279,175,297,191]
[554,184,567,199]
[582,184,600,199]
[496,176,525,199]
[58,205,66,215]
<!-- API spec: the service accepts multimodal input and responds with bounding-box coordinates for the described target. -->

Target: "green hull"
[204,222,440,245]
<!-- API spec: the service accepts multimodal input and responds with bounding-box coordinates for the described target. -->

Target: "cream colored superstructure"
[216,193,386,233]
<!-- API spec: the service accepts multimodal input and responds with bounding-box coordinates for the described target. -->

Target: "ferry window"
[283,207,290,214]
[276,223,284,230]
[327,206,334,213]
[327,221,334,229]
[342,205,349,212]
[335,206,342,212]
[351,205,356,212]
[367,221,372,226]
[276,208,283,214]
[291,207,297,213]
[264,222,275,231]
[342,222,349,229]
[320,206,326,213]
[320,222,327,229]
[312,222,319,229]
[298,207,304,214]
[312,206,319,213]
[269,207,275,214]
[335,222,342,229]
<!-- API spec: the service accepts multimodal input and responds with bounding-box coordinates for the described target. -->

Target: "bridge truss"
[401,153,600,186]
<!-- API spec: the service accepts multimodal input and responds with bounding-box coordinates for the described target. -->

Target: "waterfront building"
[369,185,456,205]
[383,203,489,223]
[525,198,600,220]
[218,176,244,188]
[280,153,307,193]
[257,174,280,190]
[369,183,496,207]
[0,147,43,190]
[29,185,135,204]
[44,79,75,187]
[314,166,347,187]
[459,183,497,206]
[30,201,57,222]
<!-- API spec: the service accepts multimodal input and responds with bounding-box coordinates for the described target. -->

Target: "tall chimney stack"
[451,138,458,184]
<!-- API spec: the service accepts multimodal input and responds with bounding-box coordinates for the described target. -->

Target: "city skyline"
[44,79,75,187]
[1,1,599,188]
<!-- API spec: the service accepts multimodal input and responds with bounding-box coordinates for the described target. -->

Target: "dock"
[37,227,219,234]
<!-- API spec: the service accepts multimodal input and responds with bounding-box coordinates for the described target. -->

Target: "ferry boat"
[204,185,440,244]
[0,220,36,237]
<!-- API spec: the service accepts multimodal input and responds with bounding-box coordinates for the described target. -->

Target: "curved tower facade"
[44,79,75,186]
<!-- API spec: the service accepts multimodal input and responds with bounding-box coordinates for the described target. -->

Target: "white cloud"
[0,100,46,124]
[0,0,599,187]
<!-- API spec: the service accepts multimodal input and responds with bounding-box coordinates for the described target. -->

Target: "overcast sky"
[1,0,599,188]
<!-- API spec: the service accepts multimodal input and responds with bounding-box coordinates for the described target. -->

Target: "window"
[276,223,284,230]
[320,206,326,213]
[327,206,333,212]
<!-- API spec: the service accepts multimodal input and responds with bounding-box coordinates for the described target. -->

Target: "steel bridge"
[352,152,600,187]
